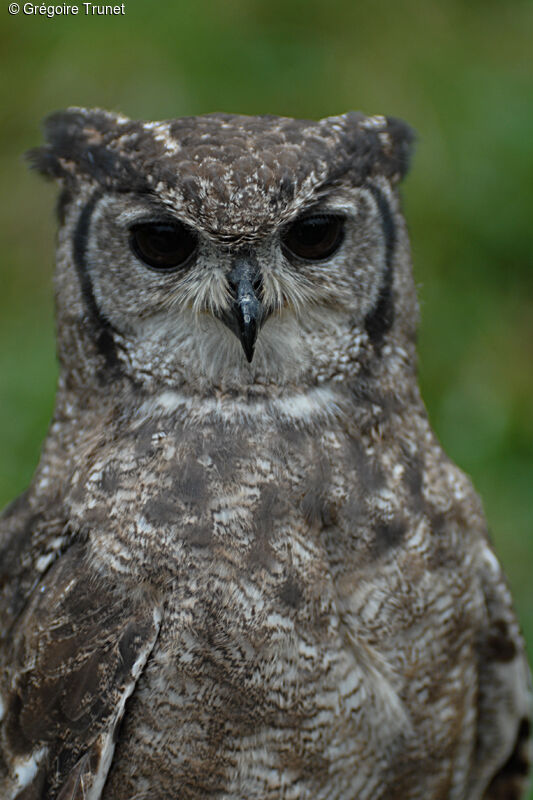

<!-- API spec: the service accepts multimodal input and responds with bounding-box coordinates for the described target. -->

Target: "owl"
[0,108,530,800]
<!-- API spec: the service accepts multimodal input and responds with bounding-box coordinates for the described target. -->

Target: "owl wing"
[0,541,161,800]
[472,543,532,800]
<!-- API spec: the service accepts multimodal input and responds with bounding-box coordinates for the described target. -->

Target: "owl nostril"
[251,271,263,298]
[227,255,261,299]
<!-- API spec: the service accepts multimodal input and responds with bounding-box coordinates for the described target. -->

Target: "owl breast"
[68,411,484,800]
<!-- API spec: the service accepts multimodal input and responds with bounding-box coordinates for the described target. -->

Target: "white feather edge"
[2,608,162,800]
[10,747,47,796]
[83,606,162,800]
[136,385,343,427]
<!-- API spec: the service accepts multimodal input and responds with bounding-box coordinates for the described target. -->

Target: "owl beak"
[222,256,263,363]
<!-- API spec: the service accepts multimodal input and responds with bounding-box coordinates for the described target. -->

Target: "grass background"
[0,0,532,779]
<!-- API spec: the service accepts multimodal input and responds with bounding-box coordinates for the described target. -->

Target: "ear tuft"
[382,116,416,183]
[324,112,416,185]
[25,107,136,186]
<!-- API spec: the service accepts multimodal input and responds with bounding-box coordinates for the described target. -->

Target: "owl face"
[31,109,415,394]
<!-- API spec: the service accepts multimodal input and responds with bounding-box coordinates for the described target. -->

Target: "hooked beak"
[220,255,263,363]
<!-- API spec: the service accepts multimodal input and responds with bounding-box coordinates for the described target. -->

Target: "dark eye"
[282,214,344,261]
[129,221,197,271]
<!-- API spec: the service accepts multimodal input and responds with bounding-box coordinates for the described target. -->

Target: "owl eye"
[282,214,345,261]
[129,221,197,271]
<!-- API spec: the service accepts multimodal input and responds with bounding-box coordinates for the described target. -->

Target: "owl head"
[28,109,416,399]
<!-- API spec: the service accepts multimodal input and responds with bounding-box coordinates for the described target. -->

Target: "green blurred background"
[1,0,532,764]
